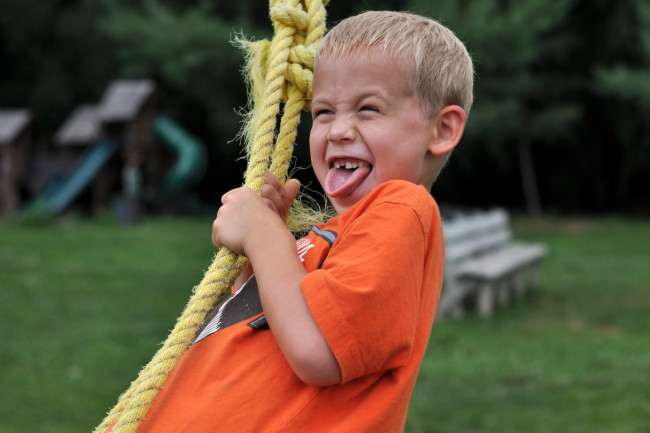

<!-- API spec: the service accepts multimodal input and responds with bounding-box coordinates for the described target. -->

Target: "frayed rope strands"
[93,1,328,432]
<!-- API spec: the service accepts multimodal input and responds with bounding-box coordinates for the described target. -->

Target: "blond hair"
[316,11,474,116]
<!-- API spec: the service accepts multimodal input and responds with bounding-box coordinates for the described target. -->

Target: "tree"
[591,0,650,210]
[410,0,580,217]
[2,0,648,213]
[0,0,119,132]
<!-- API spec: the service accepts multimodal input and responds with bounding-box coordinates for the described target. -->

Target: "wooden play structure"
[45,80,157,223]
[0,110,32,219]
[9,79,206,223]
[54,103,116,216]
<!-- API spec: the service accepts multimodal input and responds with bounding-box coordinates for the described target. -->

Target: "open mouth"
[325,158,372,198]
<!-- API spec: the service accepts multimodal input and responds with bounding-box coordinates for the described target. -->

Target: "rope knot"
[270,4,309,31]
[283,45,315,102]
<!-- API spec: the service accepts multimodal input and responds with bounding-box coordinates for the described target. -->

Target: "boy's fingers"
[220,186,247,204]
[283,178,301,211]
[211,218,222,248]
[261,183,284,215]
[264,171,283,194]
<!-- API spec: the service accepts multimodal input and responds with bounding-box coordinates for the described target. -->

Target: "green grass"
[407,217,650,433]
[1,216,649,432]
[0,215,215,433]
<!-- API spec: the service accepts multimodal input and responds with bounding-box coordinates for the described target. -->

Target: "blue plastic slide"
[23,140,118,218]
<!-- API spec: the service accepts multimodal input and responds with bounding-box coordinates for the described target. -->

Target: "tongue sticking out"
[325,165,371,198]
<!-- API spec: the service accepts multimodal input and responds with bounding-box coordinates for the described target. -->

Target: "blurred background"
[1,0,649,432]
[1,0,648,219]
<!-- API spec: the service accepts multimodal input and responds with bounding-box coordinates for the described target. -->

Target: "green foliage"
[595,66,650,110]
[412,0,582,216]
[593,1,650,110]
[413,0,650,213]
[98,0,257,140]
[1,0,649,213]
[413,0,581,139]
[93,0,404,144]
[0,0,119,129]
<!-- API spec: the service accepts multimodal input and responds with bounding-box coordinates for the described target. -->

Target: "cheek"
[308,130,317,156]
[310,123,328,150]
[377,146,424,181]
[308,129,325,173]
[309,122,320,143]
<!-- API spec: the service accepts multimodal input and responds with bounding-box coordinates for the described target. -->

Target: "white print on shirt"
[296,238,314,263]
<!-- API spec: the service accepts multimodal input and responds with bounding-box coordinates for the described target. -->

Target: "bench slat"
[455,242,547,280]
[442,209,509,239]
[445,230,511,262]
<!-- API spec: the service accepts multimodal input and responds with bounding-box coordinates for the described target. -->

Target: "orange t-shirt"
[136,180,444,433]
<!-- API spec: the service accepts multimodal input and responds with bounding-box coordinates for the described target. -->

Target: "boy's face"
[310,51,437,213]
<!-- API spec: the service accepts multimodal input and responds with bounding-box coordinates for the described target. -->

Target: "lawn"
[1,215,649,432]
[408,217,650,433]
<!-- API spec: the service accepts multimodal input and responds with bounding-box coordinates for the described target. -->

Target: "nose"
[327,115,356,144]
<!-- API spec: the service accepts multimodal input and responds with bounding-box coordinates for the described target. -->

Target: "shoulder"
[336,180,439,228]
[369,180,436,209]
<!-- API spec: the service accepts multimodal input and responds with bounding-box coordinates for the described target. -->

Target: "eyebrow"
[311,90,390,107]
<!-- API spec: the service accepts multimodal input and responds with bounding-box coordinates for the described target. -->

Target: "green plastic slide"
[154,115,207,198]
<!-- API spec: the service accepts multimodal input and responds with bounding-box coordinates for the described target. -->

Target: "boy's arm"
[213,175,342,386]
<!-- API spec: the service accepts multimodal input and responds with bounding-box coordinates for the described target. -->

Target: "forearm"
[245,224,342,386]
[213,178,339,385]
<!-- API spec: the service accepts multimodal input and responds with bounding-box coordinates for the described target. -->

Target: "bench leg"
[513,272,526,299]
[449,304,465,319]
[529,263,542,289]
[478,282,495,317]
[497,279,511,307]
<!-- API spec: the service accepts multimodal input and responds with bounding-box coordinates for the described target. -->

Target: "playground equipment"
[0,109,32,219]
[154,115,207,200]
[21,79,207,222]
[25,140,118,217]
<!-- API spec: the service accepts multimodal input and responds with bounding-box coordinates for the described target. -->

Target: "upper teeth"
[333,161,367,169]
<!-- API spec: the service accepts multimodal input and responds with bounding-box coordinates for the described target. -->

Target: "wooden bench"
[438,208,547,318]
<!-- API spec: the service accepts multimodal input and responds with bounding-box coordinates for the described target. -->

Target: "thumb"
[283,178,301,217]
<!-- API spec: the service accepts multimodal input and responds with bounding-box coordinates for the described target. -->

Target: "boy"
[137,10,472,432]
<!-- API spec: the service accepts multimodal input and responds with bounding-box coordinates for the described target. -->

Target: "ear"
[428,105,467,156]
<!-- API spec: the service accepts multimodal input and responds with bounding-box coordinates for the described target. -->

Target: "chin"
[330,201,348,214]
[330,192,363,214]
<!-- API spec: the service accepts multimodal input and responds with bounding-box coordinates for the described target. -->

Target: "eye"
[359,106,379,113]
[312,109,333,119]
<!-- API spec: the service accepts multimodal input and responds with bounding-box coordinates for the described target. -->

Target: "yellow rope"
[93,1,327,432]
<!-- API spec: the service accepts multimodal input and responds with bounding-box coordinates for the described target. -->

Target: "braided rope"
[93,1,327,432]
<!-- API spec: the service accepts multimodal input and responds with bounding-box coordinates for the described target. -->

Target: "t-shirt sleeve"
[301,200,429,384]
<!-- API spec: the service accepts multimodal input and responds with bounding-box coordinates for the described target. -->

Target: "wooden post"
[477,281,495,317]
[0,110,32,219]
[55,104,104,215]
[497,278,511,308]
[97,80,157,224]
[513,272,526,299]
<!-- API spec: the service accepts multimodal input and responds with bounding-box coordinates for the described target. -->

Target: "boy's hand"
[213,172,340,386]
[260,172,301,221]
[212,172,300,256]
